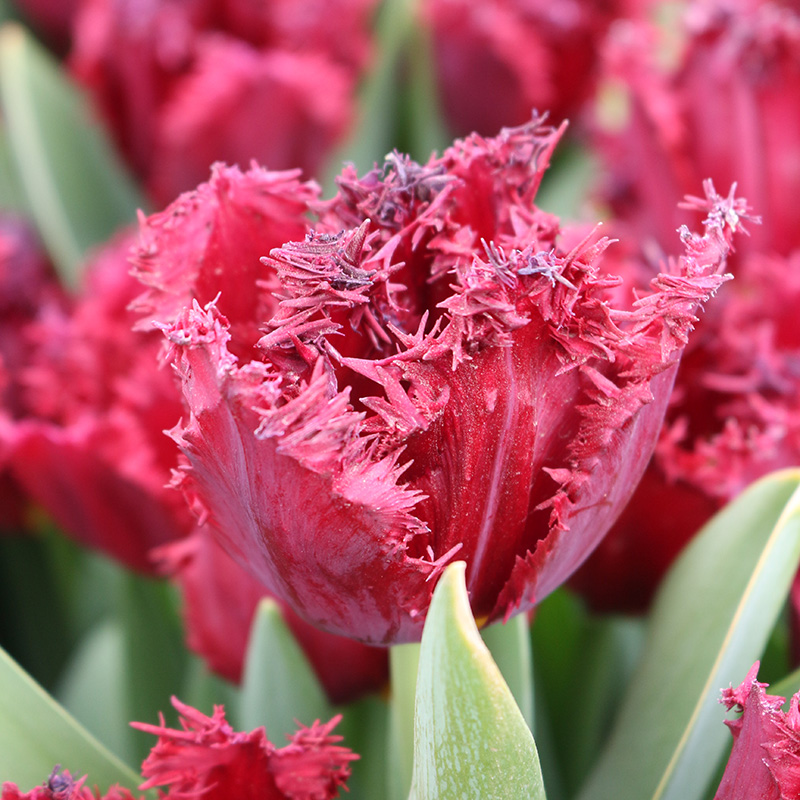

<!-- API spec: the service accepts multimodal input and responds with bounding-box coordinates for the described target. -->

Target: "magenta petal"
[715,663,800,800]
[133,698,356,800]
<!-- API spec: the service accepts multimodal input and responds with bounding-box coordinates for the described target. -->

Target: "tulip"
[573,0,800,612]
[713,663,800,800]
[596,0,800,260]
[2,231,192,570]
[133,699,356,800]
[2,702,357,800]
[0,215,65,533]
[67,0,377,204]
[423,0,642,137]
[137,117,742,643]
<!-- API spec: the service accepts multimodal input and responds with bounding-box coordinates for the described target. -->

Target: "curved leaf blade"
[578,468,800,800]
[388,643,420,800]
[409,562,546,800]
[236,599,331,739]
[481,614,534,731]
[55,620,133,766]
[0,23,144,288]
[0,644,140,791]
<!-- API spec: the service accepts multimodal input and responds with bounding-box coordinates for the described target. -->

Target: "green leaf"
[0,23,144,288]
[530,589,645,799]
[409,562,546,800]
[335,695,390,800]
[0,122,27,211]
[481,615,534,731]
[387,643,420,800]
[236,599,331,739]
[0,643,140,791]
[55,620,134,766]
[578,468,800,800]
[119,574,188,763]
[180,654,239,716]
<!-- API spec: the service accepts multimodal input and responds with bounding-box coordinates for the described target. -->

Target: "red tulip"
[714,663,800,800]
[134,698,356,800]
[137,118,741,643]
[3,232,191,569]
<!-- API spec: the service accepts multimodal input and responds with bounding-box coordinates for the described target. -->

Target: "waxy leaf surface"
[409,562,545,800]
[579,469,800,800]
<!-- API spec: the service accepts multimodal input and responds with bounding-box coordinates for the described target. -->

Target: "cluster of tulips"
[1,0,800,798]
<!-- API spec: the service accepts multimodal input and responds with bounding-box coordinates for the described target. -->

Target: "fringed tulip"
[3,232,192,570]
[596,0,800,259]
[0,216,65,532]
[423,0,643,136]
[714,663,800,800]
[135,118,741,643]
[2,768,138,800]
[573,0,800,612]
[133,698,356,800]
[68,0,377,204]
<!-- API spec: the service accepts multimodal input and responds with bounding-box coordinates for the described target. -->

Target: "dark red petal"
[132,163,319,357]
[164,302,435,643]
[159,528,388,703]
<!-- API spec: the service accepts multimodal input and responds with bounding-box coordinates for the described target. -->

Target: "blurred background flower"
[571,0,800,615]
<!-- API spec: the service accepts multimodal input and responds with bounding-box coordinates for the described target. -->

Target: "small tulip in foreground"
[136,117,743,644]
[714,663,800,800]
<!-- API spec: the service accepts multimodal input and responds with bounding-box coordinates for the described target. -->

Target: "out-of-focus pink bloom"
[572,0,800,612]
[571,245,800,611]
[133,698,356,800]
[597,0,800,259]
[2,768,139,800]
[67,0,377,205]
[423,0,644,136]
[714,663,800,800]
[160,527,389,704]
[2,231,191,570]
[13,0,80,53]
[0,216,64,532]
[0,216,63,420]
[134,118,741,644]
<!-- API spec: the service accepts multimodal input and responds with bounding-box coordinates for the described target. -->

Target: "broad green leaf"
[531,589,644,798]
[336,695,390,800]
[0,23,144,288]
[481,615,534,731]
[0,644,140,791]
[578,468,800,800]
[181,654,238,716]
[388,643,420,800]
[119,575,187,762]
[409,562,546,800]
[236,599,331,739]
[55,620,133,765]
